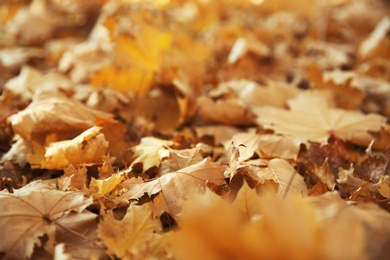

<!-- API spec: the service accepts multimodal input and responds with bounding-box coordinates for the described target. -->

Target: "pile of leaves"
[1,0,390,259]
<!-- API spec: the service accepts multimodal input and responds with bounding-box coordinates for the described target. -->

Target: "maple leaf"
[55,211,103,259]
[0,180,93,259]
[118,158,226,217]
[257,158,308,199]
[97,203,164,259]
[255,91,385,145]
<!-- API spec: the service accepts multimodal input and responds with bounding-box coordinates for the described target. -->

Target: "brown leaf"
[257,158,308,199]
[255,92,385,145]
[0,180,93,259]
[97,203,163,259]
[197,96,255,126]
[225,132,301,161]
[8,91,113,139]
[28,126,108,170]
[130,137,173,173]
[119,158,226,217]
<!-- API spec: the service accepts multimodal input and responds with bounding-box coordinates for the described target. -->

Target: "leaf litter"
[1,0,390,259]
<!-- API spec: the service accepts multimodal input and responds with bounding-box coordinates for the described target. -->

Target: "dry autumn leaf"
[97,203,164,259]
[28,126,108,170]
[130,137,173,173]
[225,132,301,161]
[119,158,226,217]
[8,91,113,139]
[0,180,94,259]
[255,91,385,145]
[1,0,390,259]
[257,158,308,199]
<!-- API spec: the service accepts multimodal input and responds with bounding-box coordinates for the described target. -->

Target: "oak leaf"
[0,180,93,259]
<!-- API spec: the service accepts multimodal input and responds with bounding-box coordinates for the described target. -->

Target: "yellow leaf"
[0,180,93,259]
[255,92,385,145]
[119,158,226,217]
[90,172,125,200]
[97,203,162,259]
[28,126,108,170]
[259,158,308,198]
[130,137,173,172]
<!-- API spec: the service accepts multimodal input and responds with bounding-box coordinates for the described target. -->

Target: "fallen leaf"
[130,137,173,173]
[257,158,308,198]
[197,96,255,125]
[0,180,93,259]
[89,172,125,200]
[255,91,385,145]
[97,203,163,259]
[28,126,108,170]
[119,158,226,217]
[225,132,301,161]
[8,91,113,139]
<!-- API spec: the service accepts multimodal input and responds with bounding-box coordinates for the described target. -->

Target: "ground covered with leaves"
[1,0,390,259]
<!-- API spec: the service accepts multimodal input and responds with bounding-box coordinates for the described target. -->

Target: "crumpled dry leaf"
[194,125,241,145]
[119,158,226,217]
[307,65,365,110]
[130,137,173,173]
[225,132,301,161]
[8,91,113,139]
[0,180,93,259]
[89,172,125,200]
[97,203,164,259]
[28,126,108,170]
